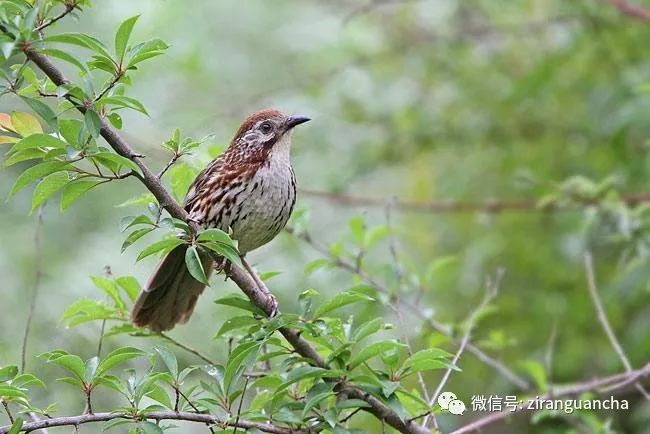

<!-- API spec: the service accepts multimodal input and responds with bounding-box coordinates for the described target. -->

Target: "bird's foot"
[267,293,279,318]
[213,256,228,273]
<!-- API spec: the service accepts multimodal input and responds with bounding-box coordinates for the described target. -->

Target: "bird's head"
[229,109,310,160]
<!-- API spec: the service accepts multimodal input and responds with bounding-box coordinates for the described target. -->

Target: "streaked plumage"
[131,109,309,331]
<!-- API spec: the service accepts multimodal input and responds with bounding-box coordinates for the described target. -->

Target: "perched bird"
[131,109,310,332]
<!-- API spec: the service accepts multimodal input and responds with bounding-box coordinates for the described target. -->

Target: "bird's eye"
[260,121,273,134]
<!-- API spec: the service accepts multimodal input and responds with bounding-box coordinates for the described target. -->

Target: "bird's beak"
[285,115,311,130]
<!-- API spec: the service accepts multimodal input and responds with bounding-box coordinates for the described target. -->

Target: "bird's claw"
[267,293,279,318]
[213,256,227,273]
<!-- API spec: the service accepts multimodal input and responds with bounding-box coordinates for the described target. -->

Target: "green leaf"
[519,360,548,392]
[169,163,196,200]
[91,151,139,173]
[7,417,23,434]
[101,95,148,116]
[197,228,235,245]
[185,245,209,284]
[10,112,41,136]
[121,214,155,231]
[91,276,125,309]
[107,112,122,129]
[20,96,58,132]
[10,374,45,389]
[115,276,141,301]
[302,391,335,418]
[4,148,46,166]
[31,171,69,212]
[400,348,457,376]
[280,366,342,391]
[197,229,240,267]
[84,356,99,383]
[224,341,261,393]
[137,238,185,261]
[84,110,102,138]
[351,318,384,343]
[0,385,28,400]
[39,48,88,73]
[96,347,145,377]
[11,133,68,151]
[47,354,86,380]
[215,315,258,337]
[313,289,375,319]
[349,216,366,245]
[154,346,178,379]
[305,258,330,275]
[139,421,164,434]
[126,38,169,68]
[60,178,99,211]
[62,299,118,327]
[0,365,18,382]
[44,33,114,61]
[115,15,139,62]
[348,341,404,369]
[214,294,265,316]
[121,227,155,252]
[146,384,172,409]
[8,161,70,198]
[201,241,242,268]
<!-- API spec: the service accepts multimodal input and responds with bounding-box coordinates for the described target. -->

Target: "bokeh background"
[2,0,650,432]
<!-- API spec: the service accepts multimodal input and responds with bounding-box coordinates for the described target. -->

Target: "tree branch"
[449,363,650,434]
[22,48,428,434]
[300,188,650,215]
[583,252,650,399]
[35,2,78,32]
[605,0,650,21]
[0,410,304,434]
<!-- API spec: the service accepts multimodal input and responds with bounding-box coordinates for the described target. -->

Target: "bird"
[131,109,310,332]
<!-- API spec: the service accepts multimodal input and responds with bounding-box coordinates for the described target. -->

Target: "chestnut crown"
[229,109,310,152]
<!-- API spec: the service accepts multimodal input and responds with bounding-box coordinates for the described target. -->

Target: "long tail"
[131,245,214,332]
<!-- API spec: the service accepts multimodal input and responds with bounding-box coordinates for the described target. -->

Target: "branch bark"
[0,410,305,434]
[22,48,429,434]
[449,363,650,434]
[300,188,650,215]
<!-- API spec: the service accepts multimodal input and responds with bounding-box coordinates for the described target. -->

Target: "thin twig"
[176,388,215,433]
[157,153,180,179]
[35,2,78,32]
[233,375,250,434]
[544,319,558,397]
[423,269,502,427]
[95,266,113,358]
[94,72,123,103]
[583,252,650,399]
[1,402,13,424]
[20,206,44,374]
[159,333,217,366]
[449,363,650,434]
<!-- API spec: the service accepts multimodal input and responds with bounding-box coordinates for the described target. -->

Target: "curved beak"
[285,115,311,131]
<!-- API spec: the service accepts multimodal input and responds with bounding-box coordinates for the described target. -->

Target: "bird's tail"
[131,245,214,332]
